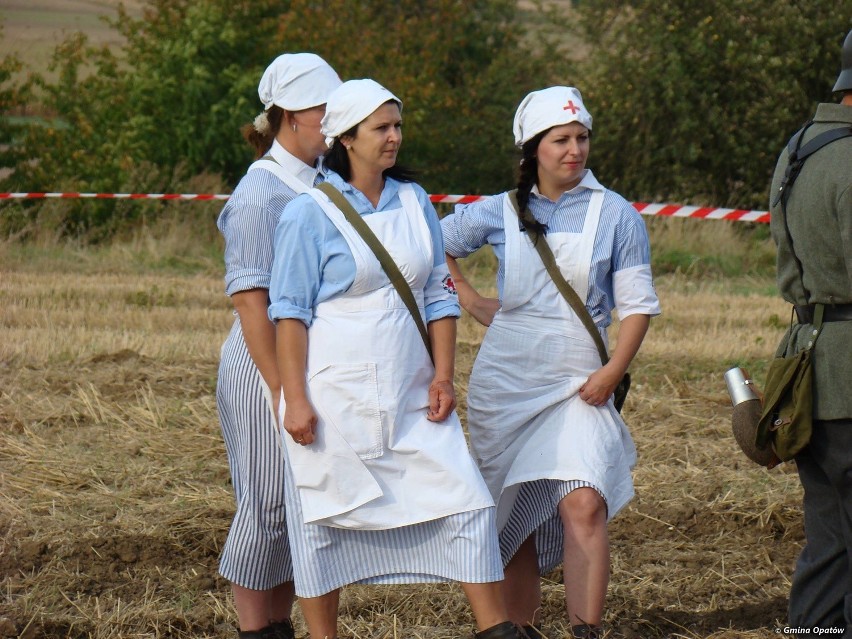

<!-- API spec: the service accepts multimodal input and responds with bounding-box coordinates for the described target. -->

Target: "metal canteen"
[724,366,759,406]
[725,367,777,467]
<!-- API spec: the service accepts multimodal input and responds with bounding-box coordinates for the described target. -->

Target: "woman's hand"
[427,378,456,422]
[283,396,318,446]
[446,254,499,327]
[579,314,651,407]
[276,319,315,445]
[578,362,625,407]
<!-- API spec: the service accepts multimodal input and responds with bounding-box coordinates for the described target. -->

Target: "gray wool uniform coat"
[769,102,852,421]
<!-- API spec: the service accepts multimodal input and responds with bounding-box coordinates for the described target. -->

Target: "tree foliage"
[1,0,289,236]
[2,0,849,239]
[0,0,560,237]
[0,43,27,169]
[571,0,852,209]
[269,0,558,193]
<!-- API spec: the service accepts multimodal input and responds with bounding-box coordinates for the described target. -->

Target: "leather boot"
[571,624,603,639]
[521,624,546,638]
[270,619,296,639]
[474,621,525,639]
[239,622,290,639]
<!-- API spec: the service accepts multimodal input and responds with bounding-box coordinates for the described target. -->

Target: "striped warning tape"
[0,192,229,201]
[0,192,771,223]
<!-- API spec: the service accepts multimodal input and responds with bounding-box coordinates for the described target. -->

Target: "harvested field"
[0,243,802,638]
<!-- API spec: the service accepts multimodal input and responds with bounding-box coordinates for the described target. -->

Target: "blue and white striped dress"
[215,144,320,589]
[283,473,502,597]
[442,172,661,574]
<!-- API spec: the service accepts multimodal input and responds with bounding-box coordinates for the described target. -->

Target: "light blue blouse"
[440,171,653,327]
[217,141,322,296]
[268,171,460,326]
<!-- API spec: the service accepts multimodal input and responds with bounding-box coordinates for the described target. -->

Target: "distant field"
[1,0,574,78]
[0,0,144,77]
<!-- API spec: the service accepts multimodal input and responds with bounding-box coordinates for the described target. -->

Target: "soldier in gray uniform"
[769,29,852,635]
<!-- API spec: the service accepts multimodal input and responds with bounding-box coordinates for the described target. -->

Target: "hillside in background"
[1,0,571,74]
[1,0,144,78]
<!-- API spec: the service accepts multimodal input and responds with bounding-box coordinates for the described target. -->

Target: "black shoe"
[238,628,275,639]
[239,621,293,639]
[271,619,295,639]
[475,621,525,639]
[521,624,546,639]
[571,624,603,639]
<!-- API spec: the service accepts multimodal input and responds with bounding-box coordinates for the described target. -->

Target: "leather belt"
[794,303,852,324]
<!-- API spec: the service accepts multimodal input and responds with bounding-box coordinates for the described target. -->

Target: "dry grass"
[0,236,802,638]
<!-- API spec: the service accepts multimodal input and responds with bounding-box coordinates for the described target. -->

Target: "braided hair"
[516,130,548,237]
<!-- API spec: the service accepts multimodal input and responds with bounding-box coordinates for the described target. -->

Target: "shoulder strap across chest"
[773,122,852,208]
[248,155,310,195]
[315,182,433,363]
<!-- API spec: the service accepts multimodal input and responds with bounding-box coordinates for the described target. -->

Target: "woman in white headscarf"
[216,52,341,639]
[441,87,661,639]
[268,79,524,639]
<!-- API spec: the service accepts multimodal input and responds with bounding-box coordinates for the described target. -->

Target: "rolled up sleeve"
[418,188,460,322]
[440,198,501,259]
[612,205,661,319]
[268,198,324,327]
[219,195,278,295]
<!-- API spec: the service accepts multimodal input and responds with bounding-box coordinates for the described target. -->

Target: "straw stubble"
[0,262,799,638]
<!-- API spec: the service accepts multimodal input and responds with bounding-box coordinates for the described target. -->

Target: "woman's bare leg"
[502,535,541,626]
[232,582,295,631]
[460,581,511,631]
[558,488,609,627]
[298,589,340,639]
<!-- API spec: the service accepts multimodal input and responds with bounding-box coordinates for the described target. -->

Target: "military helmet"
[834,29,852,93]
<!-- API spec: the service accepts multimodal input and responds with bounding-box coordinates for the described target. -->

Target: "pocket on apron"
[310,362,384,460]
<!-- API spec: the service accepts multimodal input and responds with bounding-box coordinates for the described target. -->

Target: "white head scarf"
[320,79,402,148]
[512,86,593,147]
[257,53,341,111]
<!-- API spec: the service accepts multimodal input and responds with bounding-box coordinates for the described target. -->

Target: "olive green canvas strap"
[316,182,433,363]
[808,303,825,346]
[508,189,610,366]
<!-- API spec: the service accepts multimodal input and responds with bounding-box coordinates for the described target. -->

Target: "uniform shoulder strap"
[772,121,852,304]
[773,122,852,207]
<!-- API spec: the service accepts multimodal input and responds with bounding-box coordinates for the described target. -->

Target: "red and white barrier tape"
[0,192,229,201]
[632,202,770,224]
[0,192,771,223]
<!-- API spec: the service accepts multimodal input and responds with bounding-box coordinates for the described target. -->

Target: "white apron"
[467,189,637,531]
[248,158,311,194]
[281,183,494,530]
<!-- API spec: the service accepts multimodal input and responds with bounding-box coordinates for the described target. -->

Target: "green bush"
[0,0,562,239]
[571,0,852,209]
[2,0,850,243]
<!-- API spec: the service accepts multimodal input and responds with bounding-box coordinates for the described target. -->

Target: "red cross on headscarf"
[563,100,580,114]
